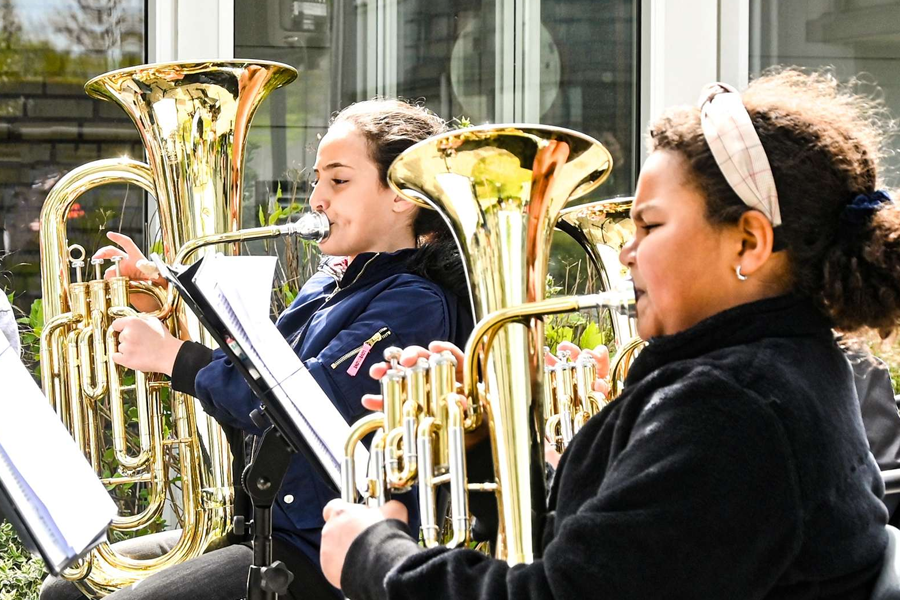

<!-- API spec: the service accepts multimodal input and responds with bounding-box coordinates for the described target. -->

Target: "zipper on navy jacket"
[330,326,392,369]
[290,253,382,351]
[323,253,380,302]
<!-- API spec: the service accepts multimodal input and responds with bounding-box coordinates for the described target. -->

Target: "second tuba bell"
[544,198,644,452]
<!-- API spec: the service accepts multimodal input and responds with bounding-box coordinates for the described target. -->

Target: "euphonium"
[556,197,637,348]
[544,198,644,452]
[38,60,297,597]
[342,124,635,564]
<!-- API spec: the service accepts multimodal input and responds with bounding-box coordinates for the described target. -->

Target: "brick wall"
[0,65,147,312]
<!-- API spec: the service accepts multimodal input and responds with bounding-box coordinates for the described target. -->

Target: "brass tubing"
[172,216,329,267]
[342,412,385,503]
[40,313,78,427]
[61,558,92,585]
[416,417,440,547]
[41,313,79,415]
[64,330,85,454]
[381,368,404,433]
[81,371,102,475]
[445,393,470,549]
[385,400,419,489]
[380,368,404,476]
[542,365,556,430]
[560,403,575,448]
[101,474,152,486]
[79,281,109,400]
[609,336,644,398]
[137,215,332,320]
[428,352,456,474]
[573,410,591,434]
[365,430,388,507]
[544,414,562,452]
[105,322,152,470]
[554,361,575,446]
[109,374,166,532]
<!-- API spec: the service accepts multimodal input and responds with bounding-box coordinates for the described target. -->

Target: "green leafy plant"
[15,297,42,381]
[255,178,322,317]
[543,274,615,356]
[449,116,472,129]
[0,521,44,600]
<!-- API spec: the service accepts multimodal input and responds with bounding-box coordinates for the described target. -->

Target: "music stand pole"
[244,421,294,600]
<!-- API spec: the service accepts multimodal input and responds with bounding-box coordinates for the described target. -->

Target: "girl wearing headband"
[319,68,900,599]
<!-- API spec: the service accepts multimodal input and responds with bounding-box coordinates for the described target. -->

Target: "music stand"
[152,255,340,600]
[0,332,117,577]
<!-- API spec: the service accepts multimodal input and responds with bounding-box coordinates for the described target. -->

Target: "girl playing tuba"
[41,99,473,600]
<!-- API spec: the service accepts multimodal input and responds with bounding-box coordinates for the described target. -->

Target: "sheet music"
[0,333,116,572]
[192,253,369,493]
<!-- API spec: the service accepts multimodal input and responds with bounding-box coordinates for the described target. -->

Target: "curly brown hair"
[648,68,900,334]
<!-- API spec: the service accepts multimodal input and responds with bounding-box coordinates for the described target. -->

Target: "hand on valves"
[544,340,610,393]
[92,231,165,313]
[543,341,610,468]
[320,338,611,589]
[110,316,183,376]
[359,340,466,412]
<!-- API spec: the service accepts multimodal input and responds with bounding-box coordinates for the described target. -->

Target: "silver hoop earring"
[735,265,748,281]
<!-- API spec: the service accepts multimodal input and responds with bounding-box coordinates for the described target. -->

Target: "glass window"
[394,1,498,123]
[235,0,637,198]
[540,0,638,197]
[0,0,147,313]
[234,0,638,297]
[749,0,900,187]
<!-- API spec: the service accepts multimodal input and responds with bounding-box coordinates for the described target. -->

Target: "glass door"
[233,0,638,296]
[749,0,900,187]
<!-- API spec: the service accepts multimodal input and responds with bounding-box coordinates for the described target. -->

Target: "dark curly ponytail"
[822,198,900,334]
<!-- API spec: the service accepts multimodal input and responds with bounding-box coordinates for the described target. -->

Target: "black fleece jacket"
[341,295,888,600]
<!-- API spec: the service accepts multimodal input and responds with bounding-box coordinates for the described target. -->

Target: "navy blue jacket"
[172,248,473,569]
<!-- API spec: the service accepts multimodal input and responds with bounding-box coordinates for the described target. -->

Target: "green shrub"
[0,522,45,600]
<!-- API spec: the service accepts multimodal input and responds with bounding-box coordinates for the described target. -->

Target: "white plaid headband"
[698,83,783,235]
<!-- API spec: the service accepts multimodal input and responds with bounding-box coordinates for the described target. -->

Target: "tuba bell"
[341,124,639,564]
[38,60,297,597]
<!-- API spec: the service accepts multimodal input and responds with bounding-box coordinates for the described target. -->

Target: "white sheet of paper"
[192,254,369,492]
[193,254,277,325]
[0,333,116,570]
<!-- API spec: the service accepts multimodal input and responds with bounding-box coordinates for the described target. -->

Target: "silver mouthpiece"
[280,211,330,242]
[579,288,636,319]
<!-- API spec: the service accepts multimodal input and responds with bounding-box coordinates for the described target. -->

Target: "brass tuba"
[543,198,644,452]
[341,125,637,564]
[38,60,297,597]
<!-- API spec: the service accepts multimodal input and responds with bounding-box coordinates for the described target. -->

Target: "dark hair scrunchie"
[840,189,893,226]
